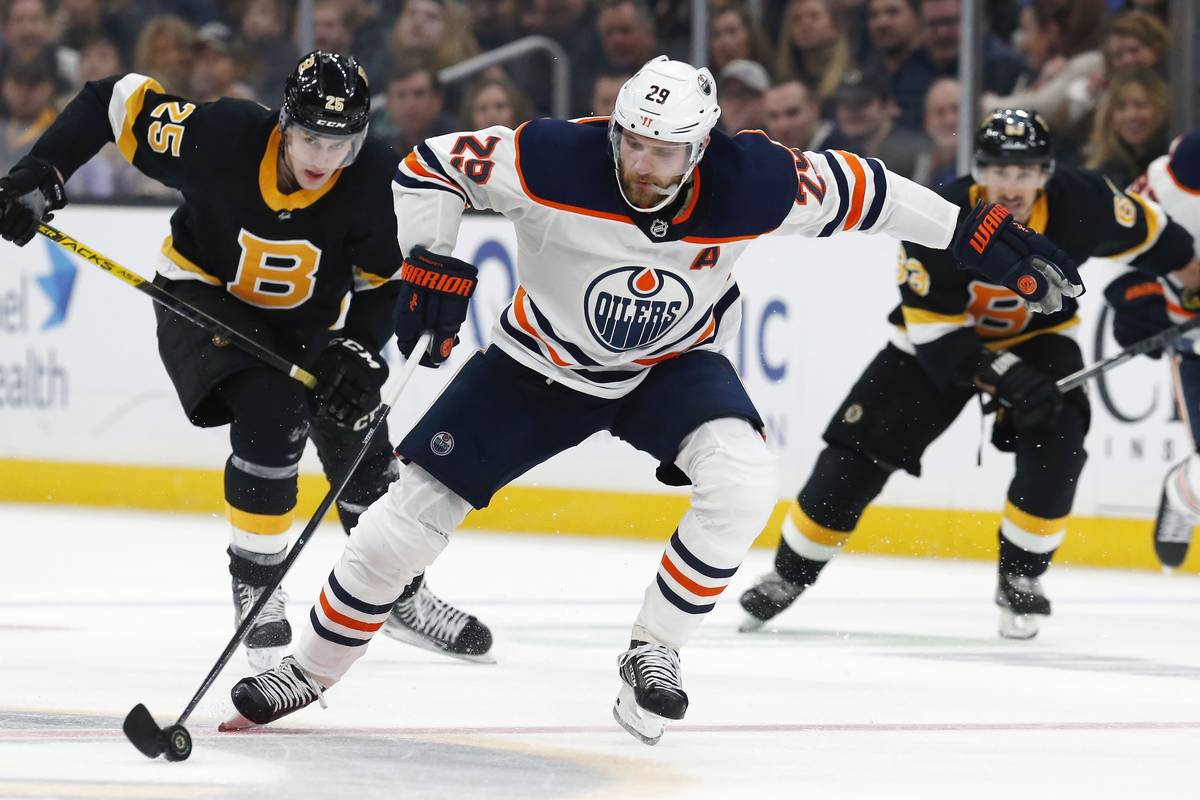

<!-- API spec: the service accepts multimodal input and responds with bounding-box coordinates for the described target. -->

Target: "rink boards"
[0,204,1194,572]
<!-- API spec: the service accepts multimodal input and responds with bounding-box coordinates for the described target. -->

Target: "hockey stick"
[121,331,433,762]
[1054,313,1200,394]
[36,222,318,389]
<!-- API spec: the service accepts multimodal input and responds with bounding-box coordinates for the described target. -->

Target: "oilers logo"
[430,431,454,456]
[584,266,693,352]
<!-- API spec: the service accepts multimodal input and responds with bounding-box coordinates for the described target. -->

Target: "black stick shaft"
[174,331,431,726]
[1055,313,1200,394]
[37,222,318,389]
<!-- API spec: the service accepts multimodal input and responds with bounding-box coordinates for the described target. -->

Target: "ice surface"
[2,504,1199,799]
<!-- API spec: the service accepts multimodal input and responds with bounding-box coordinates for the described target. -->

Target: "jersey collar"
[258,125,343,212]
[627,169,706,242]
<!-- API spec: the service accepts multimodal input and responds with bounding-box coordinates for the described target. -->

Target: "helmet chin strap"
[618,177,684,213]
[618,160,700,213]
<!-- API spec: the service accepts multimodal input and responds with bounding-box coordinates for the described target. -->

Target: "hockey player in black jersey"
[740,109,1197,639]
[0,51,492,666]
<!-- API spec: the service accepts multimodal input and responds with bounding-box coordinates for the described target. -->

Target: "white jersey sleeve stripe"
[816,151,852,237]
[821,150,887,235]
[834,150,870,232]
[858,158,889,231]
[398,150,467,203]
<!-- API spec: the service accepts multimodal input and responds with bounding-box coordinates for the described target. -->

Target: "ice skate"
[738,571,808,632]
[233,577,291,670]
[996,572,1051,640]
[1154,460,1199,568]
[612,641,688,745]
[219,655,327,731]
[381,577,494,663]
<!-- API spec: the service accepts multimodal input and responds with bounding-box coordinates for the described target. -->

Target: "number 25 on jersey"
[146,101,195,157]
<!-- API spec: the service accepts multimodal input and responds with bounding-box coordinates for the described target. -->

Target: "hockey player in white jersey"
[219,56,1082,744]
[1105,130,1200,568]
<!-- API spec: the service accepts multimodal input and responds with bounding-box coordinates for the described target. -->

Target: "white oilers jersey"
[393,117,958,397]
[1134,155,1200,326]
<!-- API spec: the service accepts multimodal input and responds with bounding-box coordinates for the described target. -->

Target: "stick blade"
[123,703,165,759]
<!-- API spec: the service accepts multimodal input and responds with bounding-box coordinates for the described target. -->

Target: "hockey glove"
[395,246,478,367]
[952,201,1083,314]
[977,351,1063,433]
[309,337,388,430]
[0,155,66,247]
[1103,271,1171,359]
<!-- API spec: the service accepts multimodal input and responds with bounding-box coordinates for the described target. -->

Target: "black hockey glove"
[952,201,1083,314]
[309,337,389,431]
[977,351,1063,432]
[0,155,67,246]
[394,246,478,368]
[1103,271,1172,359]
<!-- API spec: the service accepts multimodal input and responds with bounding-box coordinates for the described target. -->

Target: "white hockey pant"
[633,417,778,649]
[295,463,471,686]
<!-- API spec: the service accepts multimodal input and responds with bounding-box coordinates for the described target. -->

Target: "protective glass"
[608,122,704,213]
[972,162,1052,190]
[281,117,368,169]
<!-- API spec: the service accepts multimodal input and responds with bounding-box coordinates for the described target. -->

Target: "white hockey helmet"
[609,55,721,213]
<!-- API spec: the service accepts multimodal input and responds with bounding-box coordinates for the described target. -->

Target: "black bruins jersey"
[888,169,1194,387]
[31,73,404,352]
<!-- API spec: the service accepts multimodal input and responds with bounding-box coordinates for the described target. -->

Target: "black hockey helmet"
[973,108,1055,174]
[280,51,371,165]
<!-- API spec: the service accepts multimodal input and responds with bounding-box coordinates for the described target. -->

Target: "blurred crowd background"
[0,0,1179,201]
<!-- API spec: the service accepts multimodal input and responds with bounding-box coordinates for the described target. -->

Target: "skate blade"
[612,683,665,746]
[738,614,767,633]
[381,620,497,664]
[246,645,287,671]
[217,711,258,732]
[1154,540,1191,570]
[998,608,1045,640]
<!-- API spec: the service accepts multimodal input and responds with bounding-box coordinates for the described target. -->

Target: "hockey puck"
[162,724,192,762]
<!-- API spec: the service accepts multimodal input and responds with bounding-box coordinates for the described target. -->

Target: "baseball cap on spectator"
[718,59,769,95]
[834,68,889,106]
[195,21,234,54]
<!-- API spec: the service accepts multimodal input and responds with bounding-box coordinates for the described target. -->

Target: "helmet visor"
[282,117,368,169]
[609,123,703,212]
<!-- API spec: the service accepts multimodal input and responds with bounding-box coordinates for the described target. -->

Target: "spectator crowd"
[0,0,1178,200]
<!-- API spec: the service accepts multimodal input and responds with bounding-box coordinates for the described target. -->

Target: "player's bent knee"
[340,463,472,590]
[800,444,892,527]
[680,417,778,532]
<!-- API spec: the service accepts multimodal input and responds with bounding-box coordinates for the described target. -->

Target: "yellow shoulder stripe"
[901,306,969,326]
[116,76,166,163]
